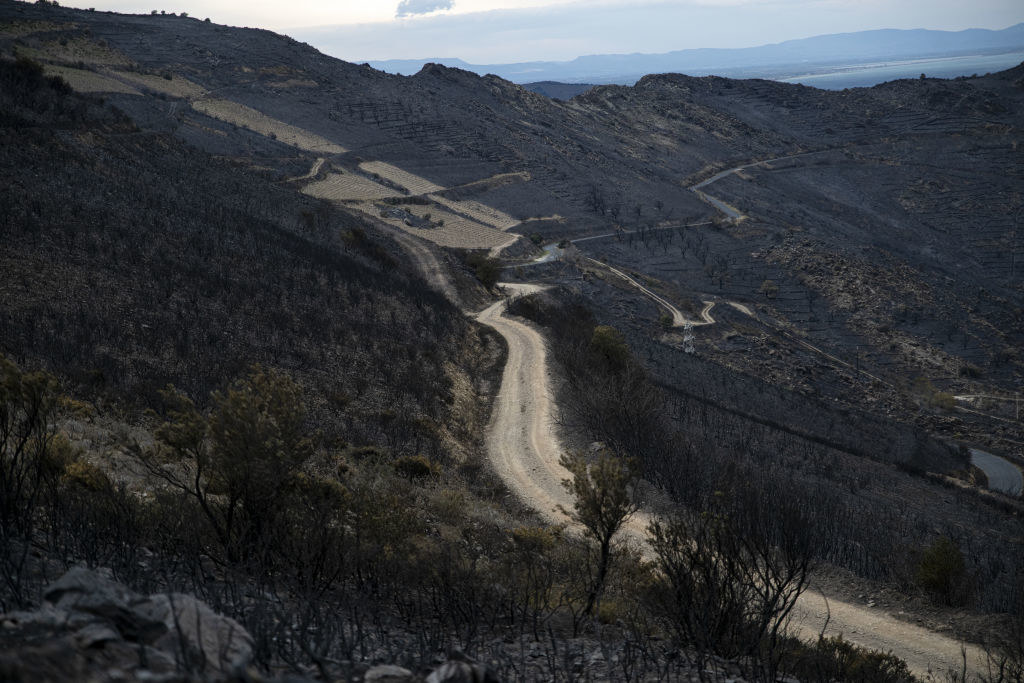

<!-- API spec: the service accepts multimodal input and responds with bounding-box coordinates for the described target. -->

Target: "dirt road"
[477,284,987,680]
[689,151,829,220]
[383,225,460,304]
[970,448,1024,496]
[586,258,715,327]
[477,284,575,526]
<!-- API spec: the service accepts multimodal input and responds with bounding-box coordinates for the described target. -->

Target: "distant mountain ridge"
[366,23,1024,84]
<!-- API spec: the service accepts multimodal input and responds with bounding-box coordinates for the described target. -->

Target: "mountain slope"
[2,3,1023,678]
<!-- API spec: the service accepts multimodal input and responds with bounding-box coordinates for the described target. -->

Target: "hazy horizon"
[54,1,1024,64]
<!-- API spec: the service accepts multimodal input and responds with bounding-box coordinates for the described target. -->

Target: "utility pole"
[683,322,695,355]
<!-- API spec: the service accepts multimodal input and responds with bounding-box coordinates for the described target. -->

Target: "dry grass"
[428,194,520,231]
[302,172,402,201]
[191,98,346,154]
[112,71,208,99]
[17,37,133,66]
[448,170,531,194]
[358,161,444,195]
[43,65,141,94]
[0,20,77,38]
[267,78,318,89]
[370,204,516,250]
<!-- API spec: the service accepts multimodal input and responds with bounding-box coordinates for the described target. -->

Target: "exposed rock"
[425,658,498,683]
[365,664,416,682]
[146,592,254,674]
[0,567,254,682]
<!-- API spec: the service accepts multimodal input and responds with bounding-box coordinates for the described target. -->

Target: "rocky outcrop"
[0,567,254,682]
[0,568,508,682]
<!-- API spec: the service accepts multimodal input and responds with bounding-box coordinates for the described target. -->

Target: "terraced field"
[358,203,518,251]
[448,171,531,194]
[358,161,444,195]
[17,35,132,66]
[43,64,141,94]
[112,71,208,99]
[428,194,520,231]
[0,20,76,38]
[191,98,346,154]
[301,171,402,202]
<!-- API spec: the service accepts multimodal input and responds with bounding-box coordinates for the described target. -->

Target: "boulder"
[365,664,416,682]
[426,658,498,683]
[0,567,254,681]
[145,592,254,674]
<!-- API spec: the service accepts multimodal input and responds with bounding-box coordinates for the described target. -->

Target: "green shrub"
[146,366,313,560]
[589,325,630,371]
[788,635,913,682]
[464,252,502,290]
[915,536,970,606]
[61,458,111,492]
[0,356,61,534]
[392,454,440,482]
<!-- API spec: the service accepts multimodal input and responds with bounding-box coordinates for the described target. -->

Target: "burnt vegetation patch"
[2,1,1024,678]
[0,58,464,456]
[507,290,1021,616]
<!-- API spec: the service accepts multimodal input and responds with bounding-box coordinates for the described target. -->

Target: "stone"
[426,659,498,683]
[144,592,254,674]
[43,565,167,643]
[74,621,122,648]
[1,568,255,682]
[365,663,416,682]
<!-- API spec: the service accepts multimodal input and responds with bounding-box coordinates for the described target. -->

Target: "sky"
[58,0,1024,64]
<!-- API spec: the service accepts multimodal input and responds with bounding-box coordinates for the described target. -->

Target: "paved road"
[971,449,1024,496]
[572,222,713,245]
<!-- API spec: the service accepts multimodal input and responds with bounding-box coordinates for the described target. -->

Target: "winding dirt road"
[586,258,715,326]
[970,448,1024,496]
[286,157,326,182]
[383,225,459,304]
[693,155,1023,500]
[690,151,830,220]
[477,284,575,526]
[389,200,990,678]
[475,284,987,680]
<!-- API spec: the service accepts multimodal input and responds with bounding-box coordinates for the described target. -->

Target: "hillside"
[1,2,1023,681]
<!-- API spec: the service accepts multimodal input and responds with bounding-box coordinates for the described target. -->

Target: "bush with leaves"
[915,536,971,606]
[144,366,313,563]
[464,252,502,290]
[786,635,913,683]
[559,449,639,618]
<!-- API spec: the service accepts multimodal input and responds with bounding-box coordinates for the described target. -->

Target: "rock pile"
[0,567,253,681]
[0,568,502,682]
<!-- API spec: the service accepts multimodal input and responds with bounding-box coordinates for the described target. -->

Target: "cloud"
[396,0,455,18]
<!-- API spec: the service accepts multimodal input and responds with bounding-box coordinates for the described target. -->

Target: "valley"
[1,2,1022,681]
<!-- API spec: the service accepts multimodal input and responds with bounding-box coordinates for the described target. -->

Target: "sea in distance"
[779,51,1024,89]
